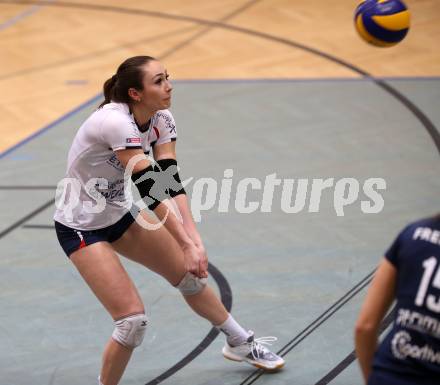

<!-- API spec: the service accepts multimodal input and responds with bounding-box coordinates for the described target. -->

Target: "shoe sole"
[222,350,285,371]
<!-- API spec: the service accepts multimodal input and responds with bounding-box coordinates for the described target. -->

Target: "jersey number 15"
[415,256,440,313]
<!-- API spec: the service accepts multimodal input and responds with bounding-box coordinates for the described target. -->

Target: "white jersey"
[53,102,177,230]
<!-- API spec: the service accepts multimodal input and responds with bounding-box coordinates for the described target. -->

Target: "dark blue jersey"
[371,215,440,384]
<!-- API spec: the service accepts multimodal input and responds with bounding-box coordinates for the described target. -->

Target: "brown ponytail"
[99,74,118,108]
[99,56,156,108]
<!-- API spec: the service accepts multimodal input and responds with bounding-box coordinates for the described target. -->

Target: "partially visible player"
[355,213,440,385]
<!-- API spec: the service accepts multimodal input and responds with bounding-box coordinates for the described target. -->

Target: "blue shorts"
[55,209,138,257]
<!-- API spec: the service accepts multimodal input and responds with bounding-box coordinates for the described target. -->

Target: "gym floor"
[0,1,439,385]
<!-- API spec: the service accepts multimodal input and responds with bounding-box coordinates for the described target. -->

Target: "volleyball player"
[355,213,440,385]
[53,56,284,385]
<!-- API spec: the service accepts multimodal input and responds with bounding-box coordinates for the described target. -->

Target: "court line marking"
[0,74,437,385]
[173,76,440,83]
[1,200,233,385]
[0,0,376,76]
[240,270,376,385]
[375,79,440,153]
[0,0,260,159]
[23,224,54,228]
[13,211,233,385]
[157,0,263,62]
[0,0,438,158]
[0,0,50,31]
[0,71,437,385]
[0,105,434,384]
[144,262,233,385]
[0,198,54,239]
[0,25,199,81]
[0,185,56,189]
[314,306,396,385]
[0,94,101,159]
[1,76,438,160]
[0,2,438,382]
[0,2,253,385]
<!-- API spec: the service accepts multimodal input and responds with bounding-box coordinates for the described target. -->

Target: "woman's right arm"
[354,257,397,383]
[115,148,150,173]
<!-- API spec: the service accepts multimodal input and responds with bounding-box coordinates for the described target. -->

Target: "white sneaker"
[222,331,285,371]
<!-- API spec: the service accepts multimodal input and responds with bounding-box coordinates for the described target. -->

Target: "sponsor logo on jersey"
[413,227,440,246]
[106,154,124,171]
[391,330,440,364]
[126,137,141,143]
[156,111,176,134]
[396,308,440,338]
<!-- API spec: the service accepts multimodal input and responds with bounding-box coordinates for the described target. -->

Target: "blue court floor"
[0,78,439,385]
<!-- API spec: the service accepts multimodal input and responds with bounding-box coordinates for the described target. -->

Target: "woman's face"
[137,60,172,112]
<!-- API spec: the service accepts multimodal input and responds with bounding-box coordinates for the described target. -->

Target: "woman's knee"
[175,271,207,296]
[111,313,149,349]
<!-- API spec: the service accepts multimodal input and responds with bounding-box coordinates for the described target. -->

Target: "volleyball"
[354,0,410,47]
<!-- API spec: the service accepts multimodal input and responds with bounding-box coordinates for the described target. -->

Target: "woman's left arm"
[355,257,397,383]
[153,142,207,253]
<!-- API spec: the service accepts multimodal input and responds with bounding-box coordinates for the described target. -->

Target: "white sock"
[216,314,250,346]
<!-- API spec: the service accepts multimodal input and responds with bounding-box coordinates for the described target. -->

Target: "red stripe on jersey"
[153,126,160,139]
